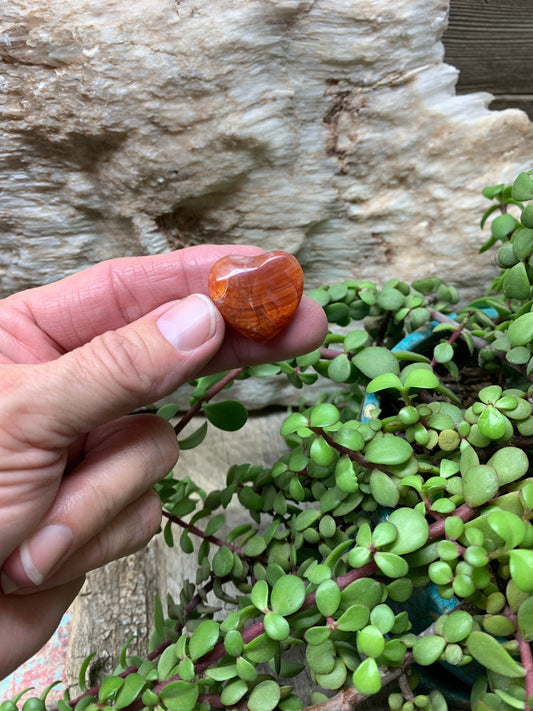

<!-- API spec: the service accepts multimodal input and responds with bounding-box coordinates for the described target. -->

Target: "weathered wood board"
[443,0,533,119]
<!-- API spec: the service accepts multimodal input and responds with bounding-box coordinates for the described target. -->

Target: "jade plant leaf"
[203,400,248,431]
[189,619,220,661]
[309,403,340,427]
[517,597,533,641]
[336,605,370,632]
[403,369,440,391]
[442,610,473,643]
[352,657,381,695]
[467,631,525,677]
[370,470,400,508]
[271,575,306,616]
[315,579,341,617]
[158,681,199,711]
[365,435,413,466]
[512,171,533,200]
[220,679,248,707]
[384,508,429,555]
[114,674,146,710]
[251,579,269,612]
[243,634,279,664]
[503,262,531,300]
[248,680,281,711]
[462,465,499,507]
[509,549,533,593]
[352,347,400,378]
[508,312,533,346]
[366,372,403,393]
[357,625,385,658]
[488,447,529,486]
[314,658,347,690]
[412,636,446,665]
[477,406,508,440]
[487,510,526,550]
[374,552,409,578]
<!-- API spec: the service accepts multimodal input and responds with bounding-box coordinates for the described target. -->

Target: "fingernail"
[1,524,74,593]
[157,294,217,351]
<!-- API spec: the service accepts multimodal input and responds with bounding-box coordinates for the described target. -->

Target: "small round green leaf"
[189,619,220,661]
[336,604,370,632]
[477,406,508,440]
[248,680,281,711]
[220,679,248,707]
[310,436,335,467]
[517,597,533,641]
[508,312,533,346]
[115,674,145,710]
[271,575,306,616]
[403,369,440,391]
[280,413,309,437]
[353,347,400,378]
[251,580,269,612]
[370,470,399,508]
[462,465,499,507]
[328,354,352,382]
[442,610,473,643]
[503,262,531,300]
[314,657,347,690]
[203,400,248,431]
[212,546,235,577]
[365,435,413,466]
[310,403,340,427]
[315,579,341,617]
[412,636,446,666]
[510,549,533,593]
[374,552,409,578]
[159,682,199,711]
[433,342,454,364]
[352,657,381,695]
[384,508,429,555]
[488,447,529,486]
[366,372,403,393]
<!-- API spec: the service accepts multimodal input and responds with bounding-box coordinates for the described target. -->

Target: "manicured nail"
[157,294,217,351]
[1,524,74,593]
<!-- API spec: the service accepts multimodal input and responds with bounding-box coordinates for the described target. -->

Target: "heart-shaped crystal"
[208,251,304,342]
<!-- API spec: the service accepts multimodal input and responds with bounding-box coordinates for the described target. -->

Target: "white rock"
[1,0,533,404]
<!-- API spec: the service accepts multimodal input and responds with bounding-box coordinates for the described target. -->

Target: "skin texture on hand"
[0,245,328,678]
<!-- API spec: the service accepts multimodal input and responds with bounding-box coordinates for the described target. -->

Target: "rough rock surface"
[1,0,532,301]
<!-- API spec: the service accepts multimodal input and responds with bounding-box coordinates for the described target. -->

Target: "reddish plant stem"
[162,510,239,552]
[180,506,477,683]
[60,581,214,711]
[320,347,342,360]
[507,607,533,707]
[174,368,244,435]
[518,632,533,707]
[428,316,469,368]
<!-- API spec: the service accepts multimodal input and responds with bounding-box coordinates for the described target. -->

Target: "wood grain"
[443,0,533,118]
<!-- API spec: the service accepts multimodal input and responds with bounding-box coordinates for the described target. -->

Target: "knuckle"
[84,329,160,400]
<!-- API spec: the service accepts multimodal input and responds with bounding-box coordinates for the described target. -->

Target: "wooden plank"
[443,0,533,117]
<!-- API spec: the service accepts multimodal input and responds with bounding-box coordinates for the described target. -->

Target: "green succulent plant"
[6,169,533,711]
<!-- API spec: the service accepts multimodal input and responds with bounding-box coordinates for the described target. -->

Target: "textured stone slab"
[1,0,532,302]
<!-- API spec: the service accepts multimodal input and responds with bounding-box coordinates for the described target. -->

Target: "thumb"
[26,293,224,443]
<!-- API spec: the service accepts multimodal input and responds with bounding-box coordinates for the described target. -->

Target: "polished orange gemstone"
[208,251,304,343]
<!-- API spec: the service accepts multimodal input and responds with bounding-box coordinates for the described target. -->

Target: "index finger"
[6,245,264,352]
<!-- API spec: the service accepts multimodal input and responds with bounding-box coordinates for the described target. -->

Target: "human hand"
[0,245,327,677]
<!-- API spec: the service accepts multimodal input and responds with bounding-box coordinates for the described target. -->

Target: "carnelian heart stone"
[208,251,304,343]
